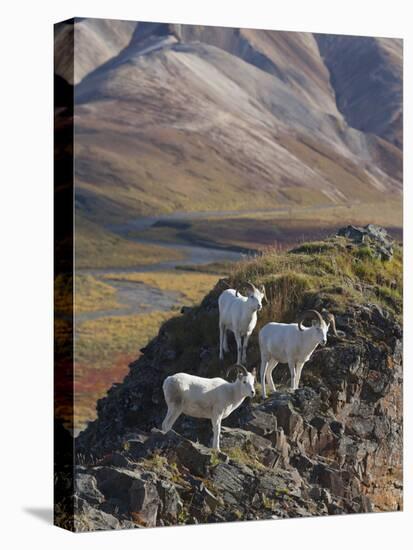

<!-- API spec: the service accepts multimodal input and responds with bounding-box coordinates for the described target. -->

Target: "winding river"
[78,213,246,321]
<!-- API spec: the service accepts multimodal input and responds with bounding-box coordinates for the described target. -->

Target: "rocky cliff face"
[68,229,403,531]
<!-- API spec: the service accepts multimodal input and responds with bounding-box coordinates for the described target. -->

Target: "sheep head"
[235,281,266,311]
[226,364,256,398]
[226,364,249,379]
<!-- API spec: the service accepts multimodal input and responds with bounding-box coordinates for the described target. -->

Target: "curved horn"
[245,281,256,293]
[259,284,268,303]
[322,310,340,337]
[234,283,246,297]
[297,309,324,331]
[234,281,256,297]
[226,364,248,379]
[235,281,255,297]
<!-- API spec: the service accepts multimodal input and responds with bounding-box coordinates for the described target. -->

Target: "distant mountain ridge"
[55,19,402,225]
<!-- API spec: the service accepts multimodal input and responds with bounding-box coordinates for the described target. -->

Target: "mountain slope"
[72,24,402,225]
[131,23,341,117]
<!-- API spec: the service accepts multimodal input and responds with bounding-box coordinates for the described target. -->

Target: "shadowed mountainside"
[315,34,403,149]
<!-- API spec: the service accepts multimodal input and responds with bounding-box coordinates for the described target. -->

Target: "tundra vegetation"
[75,217,184,269]
[71,270,226,432]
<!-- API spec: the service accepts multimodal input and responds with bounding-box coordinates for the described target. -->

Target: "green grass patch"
[290,241,338,255]
[354,245,375,260]
[218,237,403,330]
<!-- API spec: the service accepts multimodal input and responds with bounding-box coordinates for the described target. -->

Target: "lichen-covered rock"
[74,497,121,531]
[75,474,104,505]
[128,475,160,527]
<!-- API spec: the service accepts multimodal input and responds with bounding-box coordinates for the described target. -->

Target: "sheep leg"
[162,405,182,433]
[235,332,243,365]
[211,415,223,451]
[219,323,225,360]
[162,408,173,432]
[241,333,251,364]
[295,362,305,390]
[288,361,296,391]
[260,356,269,400]
[266,360,278,393]
[223,328,229,352]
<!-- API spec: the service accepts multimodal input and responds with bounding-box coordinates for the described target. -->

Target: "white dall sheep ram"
[162,365,256,451]
[218,282,266,365]
[259,310,342,398]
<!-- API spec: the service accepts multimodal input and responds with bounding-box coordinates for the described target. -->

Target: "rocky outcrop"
[72,232,403,530]
[337,224,395,260]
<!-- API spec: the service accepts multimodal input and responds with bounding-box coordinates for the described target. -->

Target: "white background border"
[0,0,410,548]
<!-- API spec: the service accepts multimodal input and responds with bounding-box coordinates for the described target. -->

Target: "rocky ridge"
[60,228,403,531]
